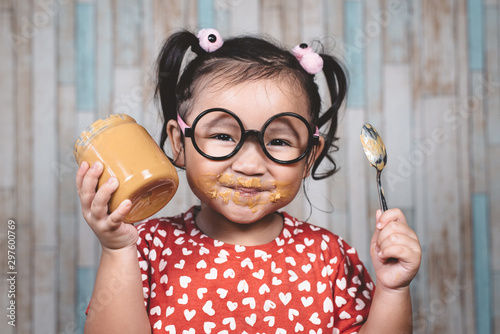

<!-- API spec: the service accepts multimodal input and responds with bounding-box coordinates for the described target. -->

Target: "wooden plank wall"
[0,0,498,333]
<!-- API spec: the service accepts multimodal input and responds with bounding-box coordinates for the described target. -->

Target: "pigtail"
[310,54,348,180]
[155,31,200,155]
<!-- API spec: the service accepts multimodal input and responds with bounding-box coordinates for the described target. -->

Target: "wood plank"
[383,65,413,209]
[198,0,214,29]
[281,0,300,48]
[214,0,230,36]
[34,249,57,333]
[12,1,34,332]
[421,0,456,94]
[470,72,487,193]
[0,11,15,190]
[261,0,282,38]
[58,0,75,84]
[76,267,97,333]
[115,0,141,67]
[485,4,500,145]
[489,146,500,271]
[0,0,11,10]
[76,2,96,111]
[345,0,365,108]
[346,107,372,269]
[57,85,78,333]
[113,68,144,122]
[467,0,485,70]
[323,0,344,52]
[97,0,114,119]
[32,0,58,331]
[230,0,258,34]
[383,0,410,64]
[454,0,476,331]
[364,0,384,217]
[421,96,462,334]
[472,193,493,334]
[494,272,500,334]
[301,0,323,42]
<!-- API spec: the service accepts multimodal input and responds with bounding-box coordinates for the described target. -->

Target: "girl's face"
[168,78,323,225]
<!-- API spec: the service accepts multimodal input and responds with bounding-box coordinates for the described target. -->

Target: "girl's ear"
[303,136,325,179]
[166,119,185,167]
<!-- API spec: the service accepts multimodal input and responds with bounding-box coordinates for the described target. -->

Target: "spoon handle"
[377,170,388,212]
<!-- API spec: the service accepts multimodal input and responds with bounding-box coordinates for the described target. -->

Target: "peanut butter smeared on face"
[195,173,294,212]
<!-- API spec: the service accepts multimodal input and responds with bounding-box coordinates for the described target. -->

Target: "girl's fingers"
[108,199,132,226]
[75,161,90,192]
[376,208,407,229]
[377,220,419,244]
[376,233,420,259]
[90,176,120,219]
[79,162,104,210]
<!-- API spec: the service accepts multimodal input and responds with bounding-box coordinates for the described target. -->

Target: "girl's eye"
[268,139,291,146]
[212,133,235,142]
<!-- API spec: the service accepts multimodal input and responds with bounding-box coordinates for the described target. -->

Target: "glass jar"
[74,113,178,223]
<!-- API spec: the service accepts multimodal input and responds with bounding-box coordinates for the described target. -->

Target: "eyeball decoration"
[197,28,224,53]
[292,43,324,75]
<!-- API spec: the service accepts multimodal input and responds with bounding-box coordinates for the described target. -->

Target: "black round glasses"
[177,108,319,165]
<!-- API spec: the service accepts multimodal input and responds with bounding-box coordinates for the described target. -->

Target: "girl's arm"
[76,162,151,334]
[359,209,421,334]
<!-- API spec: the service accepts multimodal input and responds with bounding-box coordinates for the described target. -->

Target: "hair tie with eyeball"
[292,43,324,75]
[197,28,224,52]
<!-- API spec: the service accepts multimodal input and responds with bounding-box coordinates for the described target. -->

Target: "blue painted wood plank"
[472,193,492,334]
[344,1,365,108]
[76,3,96,111]
[116,0,141,67]
[467,0,484,70]
[198,0,213,28]
[76,267,97,333]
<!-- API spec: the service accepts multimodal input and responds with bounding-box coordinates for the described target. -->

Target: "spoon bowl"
[360,124,388,212]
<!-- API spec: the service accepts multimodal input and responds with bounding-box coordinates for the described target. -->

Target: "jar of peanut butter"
[74,113,179,223]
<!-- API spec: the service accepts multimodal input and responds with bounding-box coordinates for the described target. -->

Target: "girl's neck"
[194,205,284,246]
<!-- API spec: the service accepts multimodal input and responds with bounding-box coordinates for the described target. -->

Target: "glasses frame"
[177,108,320,165]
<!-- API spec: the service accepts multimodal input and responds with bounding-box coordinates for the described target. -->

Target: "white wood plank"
[281,0,300,48]
[0,11,15,190]
[0,189,15,334]
[115,0,141,67]
[13,0,34,332]
[113,68,144,123]
[97,0,114,119]
[261,0,282,40]
[57,85,78,331]
[301,0,323,42]
[323,0,344,52]
[230,0,259,35]
[33,0,58,248]
[382,65,413,209]
[346,107,372,267]
[421,96,463,334]
[383,0,410,64]
[421,0,456,94]
[34,250,57,333]
[57,0,75,84]
[32,1,58,330]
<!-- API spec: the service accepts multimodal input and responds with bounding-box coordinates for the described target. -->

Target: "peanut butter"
[74,114,179,223]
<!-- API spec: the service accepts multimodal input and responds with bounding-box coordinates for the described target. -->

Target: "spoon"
[360,123,388,212]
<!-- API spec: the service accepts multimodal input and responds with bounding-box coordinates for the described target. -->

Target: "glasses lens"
[193,110,242,159]
[263,114,311,162]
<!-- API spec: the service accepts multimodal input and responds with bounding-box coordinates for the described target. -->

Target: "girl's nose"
[231,138,267,175]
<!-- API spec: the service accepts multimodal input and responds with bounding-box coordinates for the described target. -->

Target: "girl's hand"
[76,161,138,250]
[370,208,421,291]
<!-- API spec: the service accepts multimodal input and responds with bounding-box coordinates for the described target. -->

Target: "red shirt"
[136,206,374,333]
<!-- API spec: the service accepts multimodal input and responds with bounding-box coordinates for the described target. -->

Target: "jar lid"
[73,113,136,163]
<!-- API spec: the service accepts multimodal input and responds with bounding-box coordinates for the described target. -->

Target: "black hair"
[154,30,348,180]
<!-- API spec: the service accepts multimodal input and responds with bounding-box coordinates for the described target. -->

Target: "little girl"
[77,29,421,333]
